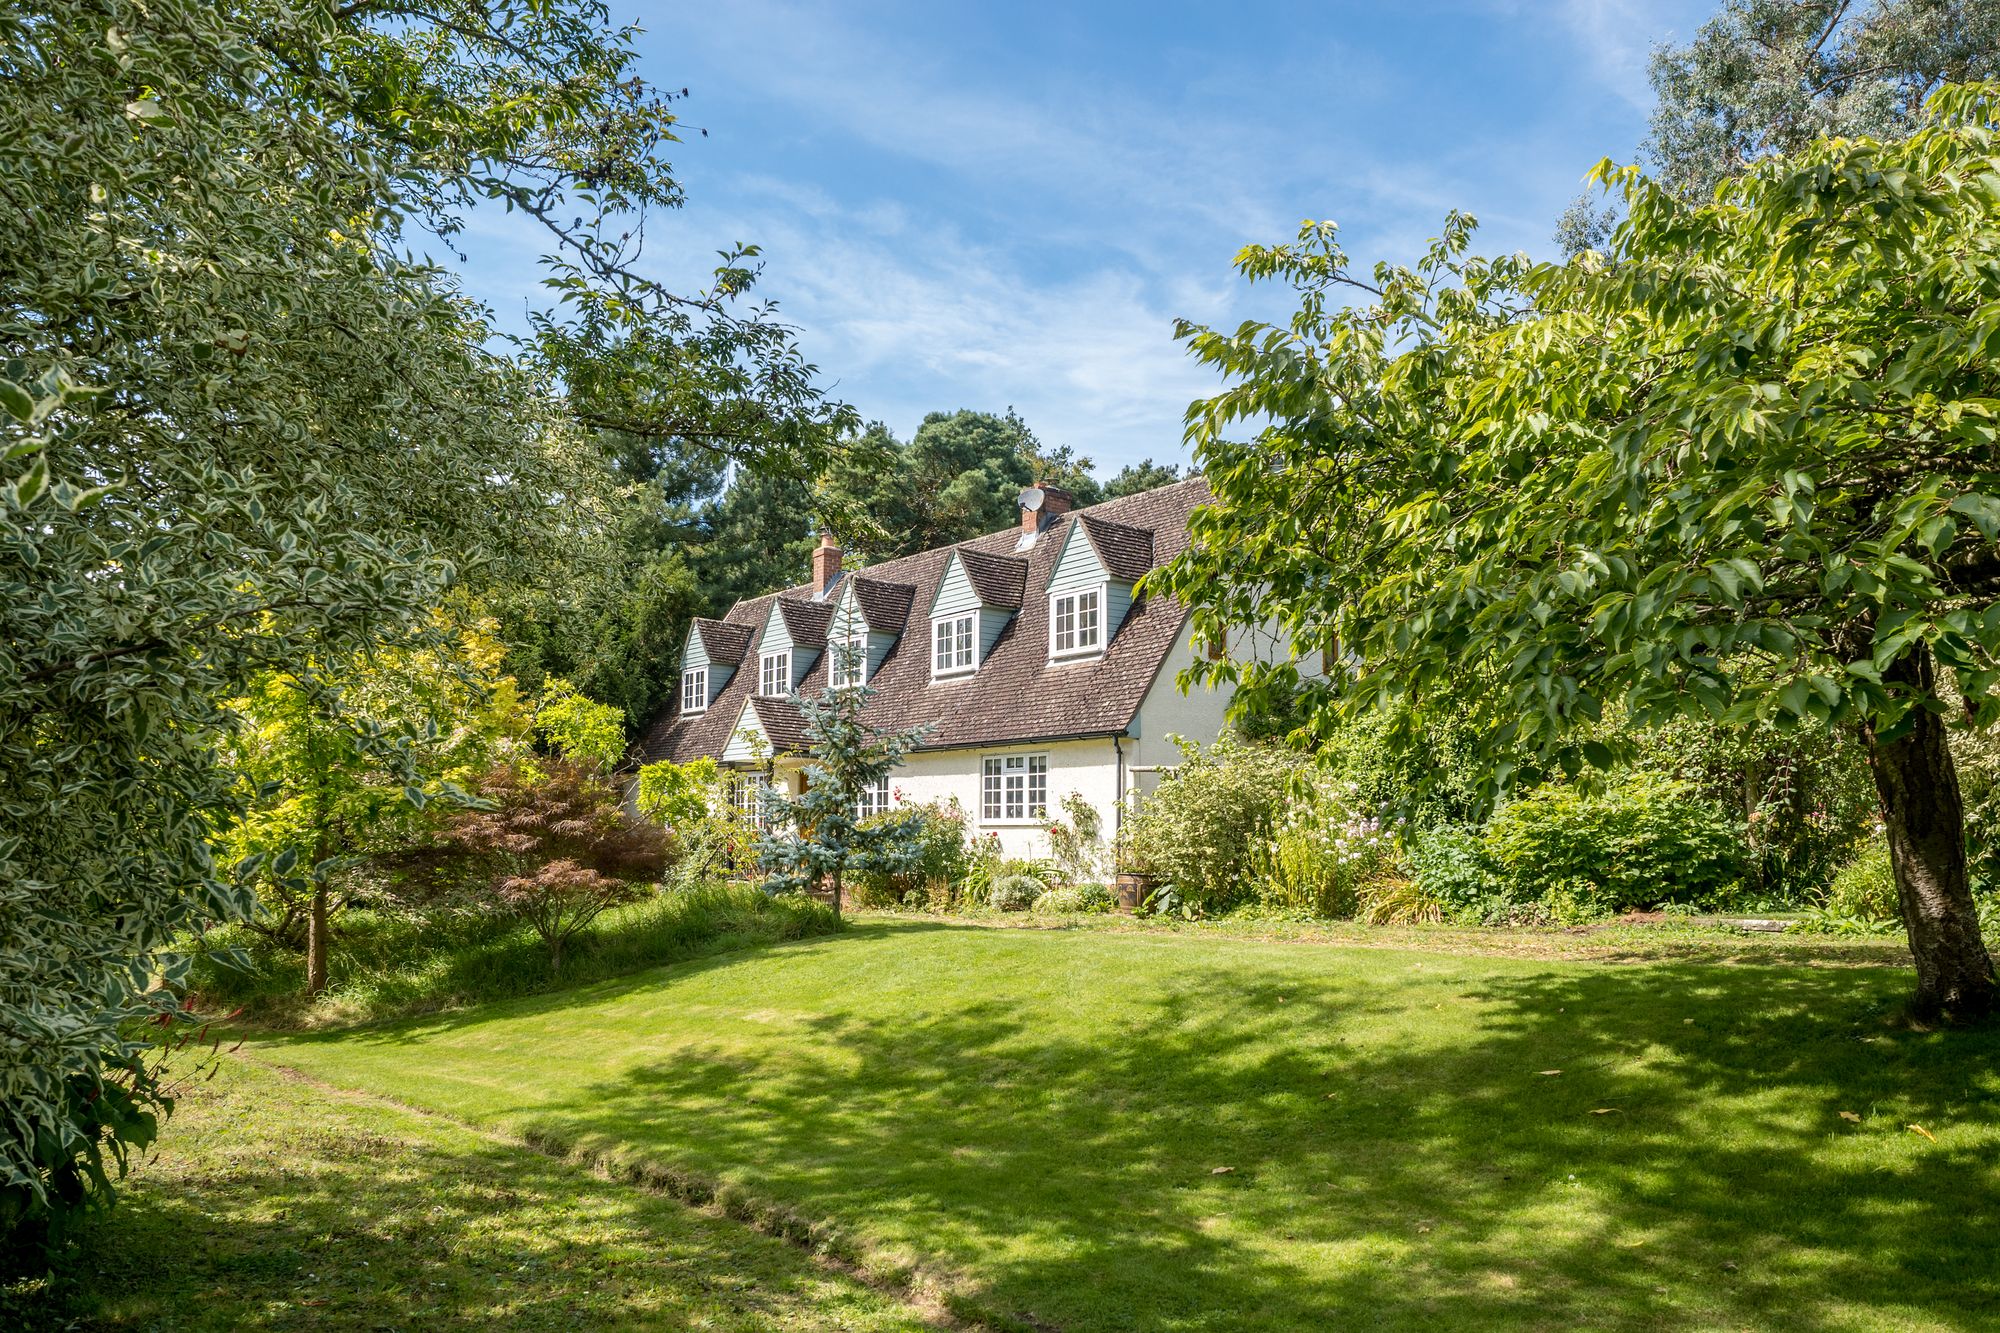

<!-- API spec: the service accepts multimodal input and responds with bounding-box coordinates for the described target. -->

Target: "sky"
[450,0,1716,477]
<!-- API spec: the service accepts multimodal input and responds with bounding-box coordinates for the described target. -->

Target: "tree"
[1557,0,2000,255]
[533,679,627,774]
[220,615,524,995]
[757,648,933,916]
[636,757,757,882]
[435,759,665,974]
[1157,86,2000,1020]
[1103,458,1184,499]
[0,0,845,1223]
[1646,0,2000,201]
[822,409,1101,560]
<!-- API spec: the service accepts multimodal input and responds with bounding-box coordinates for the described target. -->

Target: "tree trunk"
[306,886,329,997]
[831,865,843,921]
[1863,645,1998,1022]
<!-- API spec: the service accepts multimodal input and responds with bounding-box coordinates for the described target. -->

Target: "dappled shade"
[262,923,2000,1330]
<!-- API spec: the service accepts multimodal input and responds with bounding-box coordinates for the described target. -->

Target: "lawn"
[3,1057,932,1332]
[241,919,2000,1331]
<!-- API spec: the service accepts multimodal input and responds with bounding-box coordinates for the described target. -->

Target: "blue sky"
[454,0,1714,475]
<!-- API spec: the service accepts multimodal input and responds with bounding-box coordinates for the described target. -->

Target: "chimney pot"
[811,531,842,592]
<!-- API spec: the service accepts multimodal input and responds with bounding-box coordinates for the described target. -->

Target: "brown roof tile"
[777,597,833,649]
[693,617,752,665]
[955,548,1028,609]
[746,695,810,752]
[635,476,1211,764]
[1078,512,1156,583]
[851,575,915,633]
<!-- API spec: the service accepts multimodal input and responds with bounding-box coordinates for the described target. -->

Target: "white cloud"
[682,197,1231,466]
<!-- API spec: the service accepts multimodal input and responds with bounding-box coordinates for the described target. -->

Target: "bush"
[635,757,761,884]
[1031,884,1113,915]
[1317,704,1490,831]
[1635,715,1875,901]
[850,799,973,909]
[184,882,839,1028]
[1482,775,1742,919]
[1246,776,1401,919]
[1813,841,1901,927]
[988,875,1042,912]
[1123,734,1309,915]
[1402,825,1504,921]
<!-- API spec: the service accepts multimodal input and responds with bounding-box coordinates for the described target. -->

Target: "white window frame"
[681,666,708,714]
[832,633,870,688]
[731,773,771,828]
[981,753,1049,823]
[855,774,890,820]
[1049,584,1104,659]
[932,612,976,677]
[760,649,790,697]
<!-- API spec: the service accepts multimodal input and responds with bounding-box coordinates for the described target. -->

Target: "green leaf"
[12,454,48,507]
[0,378,32,421]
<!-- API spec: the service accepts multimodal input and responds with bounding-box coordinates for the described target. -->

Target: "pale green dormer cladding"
[1048,517,1133,645]
[760,598,832,692]
[829,582,898,681]
[930,549,1024,668]
[720,697,767,763]
[679,618,749,711]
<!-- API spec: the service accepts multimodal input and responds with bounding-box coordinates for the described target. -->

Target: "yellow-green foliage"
[534,678,626,773]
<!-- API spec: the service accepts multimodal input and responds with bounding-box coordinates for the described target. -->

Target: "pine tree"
[757,646,933,917]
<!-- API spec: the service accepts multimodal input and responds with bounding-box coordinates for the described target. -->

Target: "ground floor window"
[981,754,1047,822]
[732,773,771,827]
[855,774,891,820]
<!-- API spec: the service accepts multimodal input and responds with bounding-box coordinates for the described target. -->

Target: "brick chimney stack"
[1020,481,1076,537]
[811,531,842,593]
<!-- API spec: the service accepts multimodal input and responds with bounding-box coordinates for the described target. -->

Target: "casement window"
[680,666,708,714]
[933,613,976,676]
[855,774,890,820]
[732,774,771,827]
[760,649,790,697]
[1050,587,1103,658]
[981,754,1048,822]
[832,633,869,688]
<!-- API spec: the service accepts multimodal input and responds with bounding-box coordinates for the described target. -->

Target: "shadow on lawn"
[21,1070,905,1333]
[509,925,2000,1331]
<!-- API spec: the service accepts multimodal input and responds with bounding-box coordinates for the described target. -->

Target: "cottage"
[638,476,1275,858]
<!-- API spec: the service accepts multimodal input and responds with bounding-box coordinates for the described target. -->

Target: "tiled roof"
[693,618,752,665]
[955,548,1028,609]
[1079,512,1156,583]
[777,598,833,649]
[851,575,915,633]
[636,476,1210,763]
[746,695,809,753]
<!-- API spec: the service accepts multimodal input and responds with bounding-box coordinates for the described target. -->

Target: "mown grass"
[188,881,841,1029]
[1,1057,934,1332]
[857,904,1923,968]
[250,920,2000,1331]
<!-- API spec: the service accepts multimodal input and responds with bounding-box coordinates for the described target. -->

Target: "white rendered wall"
[875,737,1122,862]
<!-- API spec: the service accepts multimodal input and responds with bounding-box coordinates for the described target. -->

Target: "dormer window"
[681,666,708,714]
[832,633,869,688]
[760,649,790,697]
[933,613,976,677]
[1050,587,1102,659]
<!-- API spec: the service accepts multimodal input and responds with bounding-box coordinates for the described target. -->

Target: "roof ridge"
[726,475,1206,608]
